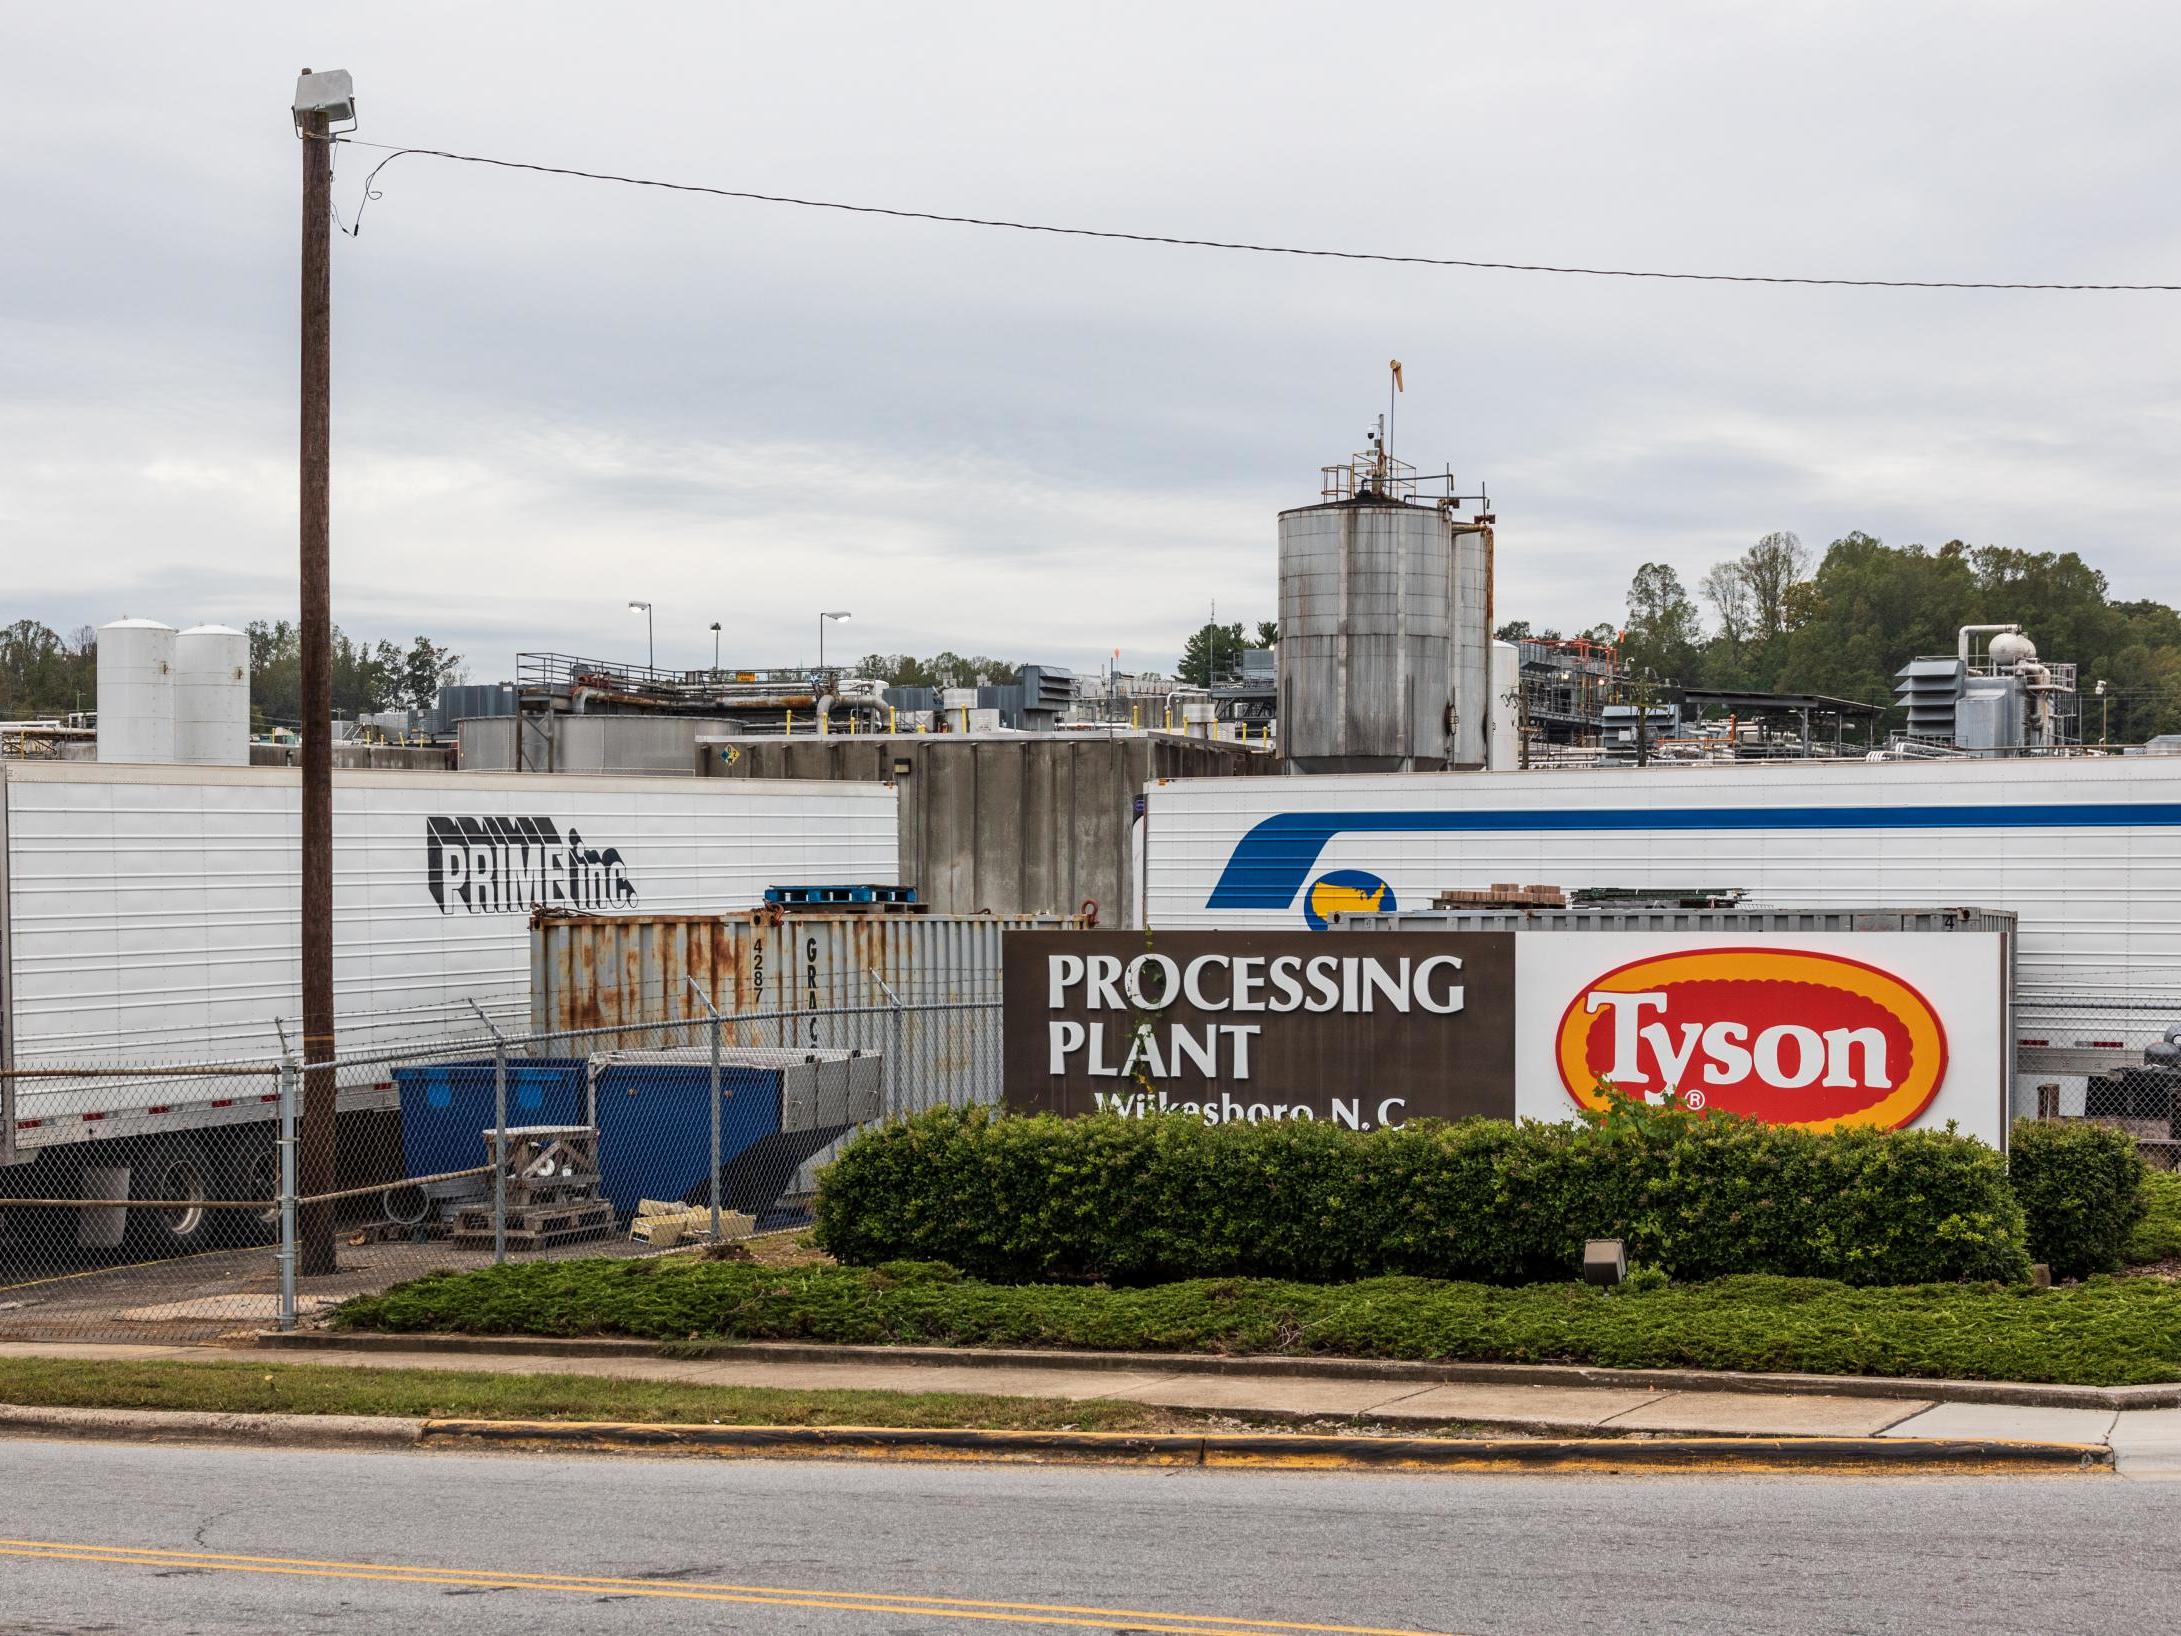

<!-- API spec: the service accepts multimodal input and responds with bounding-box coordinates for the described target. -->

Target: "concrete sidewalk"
[5,1337,2175,1475]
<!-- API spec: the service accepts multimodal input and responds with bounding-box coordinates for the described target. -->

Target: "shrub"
[2126,1171,2181,1266]
[813,1100,2032,1287]
[2009,1120,2149,1278]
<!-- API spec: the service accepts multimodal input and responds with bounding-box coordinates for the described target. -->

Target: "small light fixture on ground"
[1582,1238,1628,1287]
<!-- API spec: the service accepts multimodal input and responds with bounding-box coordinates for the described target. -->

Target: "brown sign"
[1002,931,1516,1130]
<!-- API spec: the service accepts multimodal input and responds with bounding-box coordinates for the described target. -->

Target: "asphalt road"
[0,1437,2173,1636]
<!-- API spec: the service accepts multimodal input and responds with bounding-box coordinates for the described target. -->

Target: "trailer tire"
[217,1128,280,1246]
[126,1135,218,1254]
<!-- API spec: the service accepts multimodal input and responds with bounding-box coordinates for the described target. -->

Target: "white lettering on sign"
[1584,988,1894,1094]
[1092,1089,1408,1131]
[1044,952,1463,1018]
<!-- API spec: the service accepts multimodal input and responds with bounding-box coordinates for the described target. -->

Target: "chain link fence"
[0,995,1001,1344]
[2014,990,2181,1170]
[9,980,2178,1346]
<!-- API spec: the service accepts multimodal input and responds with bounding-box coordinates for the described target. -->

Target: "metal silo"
[1277,440,1494,773]
[173,624,250,765]
[95,617,176,764]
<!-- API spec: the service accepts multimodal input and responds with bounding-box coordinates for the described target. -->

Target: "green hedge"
[2008,1120,2149,1278]
[2127,1171,2181,1266]
[813,1102,2033,1287]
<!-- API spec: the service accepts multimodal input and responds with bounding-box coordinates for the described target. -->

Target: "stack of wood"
[1431,883,1570,909]
[451,1125,616,1251]
[628,1198,758,1248]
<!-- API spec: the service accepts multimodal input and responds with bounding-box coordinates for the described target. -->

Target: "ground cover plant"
[811,1102,2035,1286]
[331,1258,2181,1387]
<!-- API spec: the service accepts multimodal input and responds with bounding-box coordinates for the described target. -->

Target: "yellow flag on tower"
[1390,359,1405,392]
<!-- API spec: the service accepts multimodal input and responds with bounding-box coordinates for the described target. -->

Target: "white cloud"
[4,0,2180,678]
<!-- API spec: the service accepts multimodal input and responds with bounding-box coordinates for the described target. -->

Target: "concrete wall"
[458,714,1270,923]
[706,734,1266,924]
[461,713,747,775]
[250,742,457,771]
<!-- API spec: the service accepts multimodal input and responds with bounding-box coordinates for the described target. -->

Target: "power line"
[325,135,2179,292]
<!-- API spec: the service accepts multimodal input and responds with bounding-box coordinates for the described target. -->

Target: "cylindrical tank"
[1277,499,1490,773]
[95,617,176,764]
[1487,639,1521,771]
[173,624,250,765]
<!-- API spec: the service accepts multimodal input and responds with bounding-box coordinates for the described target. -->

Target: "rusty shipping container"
[530,908,1091,1114]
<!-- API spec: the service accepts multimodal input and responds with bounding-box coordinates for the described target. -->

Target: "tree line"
[1502,532,2181,744]
[852,652,1023,690]
[0,617,464,727]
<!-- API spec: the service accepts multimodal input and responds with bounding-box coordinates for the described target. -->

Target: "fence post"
[686,976,725,1242]
[872,973,905,1118]
[466,999,509,1266]
[492,1034,508,1266]
[276,1059,298,1332]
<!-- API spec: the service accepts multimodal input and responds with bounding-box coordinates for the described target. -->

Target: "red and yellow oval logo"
[1555,947,1948,1132]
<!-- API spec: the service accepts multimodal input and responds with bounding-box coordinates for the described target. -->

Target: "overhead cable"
[321,135,2179,292]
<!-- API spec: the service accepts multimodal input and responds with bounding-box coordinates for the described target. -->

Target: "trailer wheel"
[216,1128,280,1246]
[127,1136,216,1253]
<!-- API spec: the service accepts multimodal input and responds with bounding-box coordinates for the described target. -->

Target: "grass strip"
[332,1260,2181,1388]
[0,1357,1245,1434]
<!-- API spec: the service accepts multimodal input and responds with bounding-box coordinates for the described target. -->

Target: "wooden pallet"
[450,1197,616,1251]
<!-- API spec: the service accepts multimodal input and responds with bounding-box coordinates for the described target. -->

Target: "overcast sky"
[3,3,2177,684]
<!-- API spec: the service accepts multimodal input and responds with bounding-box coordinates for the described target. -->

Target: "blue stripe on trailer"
[1203,802,2181,910]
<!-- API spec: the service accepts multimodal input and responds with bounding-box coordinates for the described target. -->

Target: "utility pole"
[292,69,352,1276]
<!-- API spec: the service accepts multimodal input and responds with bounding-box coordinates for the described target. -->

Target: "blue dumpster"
[391,1059,587,1183]
[590,1061,785,1219]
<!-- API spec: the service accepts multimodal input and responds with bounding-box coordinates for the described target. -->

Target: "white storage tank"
[173,625,251,766]
[95,617,176,764]
[1488,639,1521,771]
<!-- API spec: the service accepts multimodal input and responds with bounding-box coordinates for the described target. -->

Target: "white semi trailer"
[0,761,896,1249]
[1139,755,2181,1117]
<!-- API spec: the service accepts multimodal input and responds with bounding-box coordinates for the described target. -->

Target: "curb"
[424,1419,2113,1473]
[257,1330,2181,1412]
[0,1402,422,1451]
[0,1402,2116,1472]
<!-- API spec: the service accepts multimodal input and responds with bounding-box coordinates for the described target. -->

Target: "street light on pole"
[709,621,722,673]
[818,610,851,674]
[627,600,653,671]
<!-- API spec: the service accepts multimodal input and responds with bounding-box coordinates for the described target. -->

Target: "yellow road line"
[0,1537,1461,1636]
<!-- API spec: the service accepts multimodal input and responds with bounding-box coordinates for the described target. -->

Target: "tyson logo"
[1554,948,1948,1132]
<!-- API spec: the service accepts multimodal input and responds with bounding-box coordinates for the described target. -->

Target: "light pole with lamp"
[709,621,722,674]
[818,610,851,674]
[627,600,653,671]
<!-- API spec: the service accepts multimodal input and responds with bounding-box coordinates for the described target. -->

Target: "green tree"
[1619,563,1703,682]
[0,620,95,717]
[1178,622,1249,687]
[400,636,464,713]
